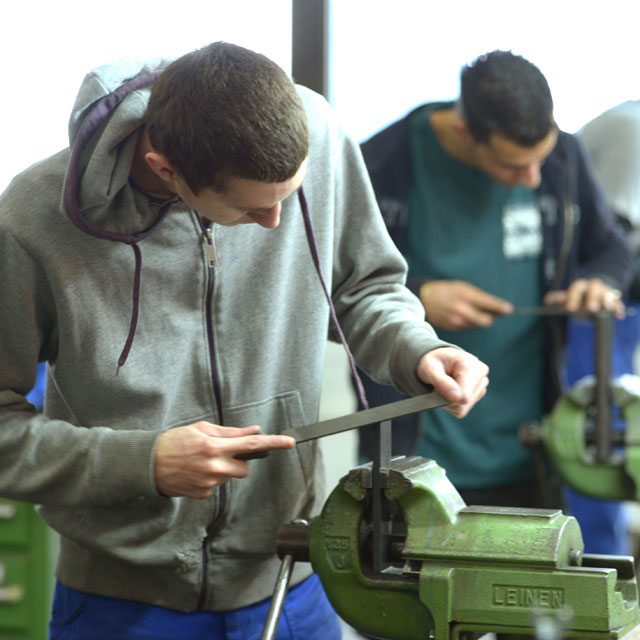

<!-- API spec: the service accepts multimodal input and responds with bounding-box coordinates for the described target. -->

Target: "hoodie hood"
[63,57,174,238]
[62,58,179,372]
[59,57,371,400]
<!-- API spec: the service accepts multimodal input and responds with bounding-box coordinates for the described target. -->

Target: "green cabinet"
[0,499,56,640]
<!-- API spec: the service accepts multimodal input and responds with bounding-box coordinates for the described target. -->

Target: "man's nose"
[518,163,541,189]
[249,202,282,228]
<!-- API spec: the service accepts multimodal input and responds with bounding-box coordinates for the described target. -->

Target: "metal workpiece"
[281,391,450,578]
[308,457,640,640]
[281,391,449,443]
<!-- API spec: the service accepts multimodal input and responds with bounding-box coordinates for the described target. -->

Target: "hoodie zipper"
[197,220,226,610]
[204,227,219,268]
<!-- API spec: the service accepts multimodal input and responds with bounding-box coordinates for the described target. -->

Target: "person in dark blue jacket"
[558,101,640,555]
[357,51,634,514]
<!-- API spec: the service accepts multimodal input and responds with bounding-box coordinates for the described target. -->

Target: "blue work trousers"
[48,573,341,640]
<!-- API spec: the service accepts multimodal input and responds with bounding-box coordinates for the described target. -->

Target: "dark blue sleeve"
[572,135,635,292]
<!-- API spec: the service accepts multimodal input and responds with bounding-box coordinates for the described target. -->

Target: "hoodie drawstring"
[116,242,143,374]
[62,72,175,374]
[297,187,369,410]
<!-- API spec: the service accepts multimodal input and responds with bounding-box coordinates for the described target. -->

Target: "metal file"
[282,391,449,444]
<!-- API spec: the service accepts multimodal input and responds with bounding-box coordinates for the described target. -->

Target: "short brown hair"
[146,42,309,194]
[460,50,554,147]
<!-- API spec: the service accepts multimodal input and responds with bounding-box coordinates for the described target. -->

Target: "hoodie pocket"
[211,390,321,556]
[40,494,211,573]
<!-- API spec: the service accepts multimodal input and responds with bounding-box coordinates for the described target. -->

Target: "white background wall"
[329,0,640,142]
[4,1,639,192]
[0,0,291,192]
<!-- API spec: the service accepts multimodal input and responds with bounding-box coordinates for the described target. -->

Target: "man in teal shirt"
[358,51,633,509]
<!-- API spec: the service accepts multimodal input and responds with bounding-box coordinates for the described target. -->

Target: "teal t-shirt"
[409,104,545,489]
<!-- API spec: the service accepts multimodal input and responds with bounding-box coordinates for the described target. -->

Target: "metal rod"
[282,391,448,444]
[511,306,635,317]
[594,311,613,462]
[372,419,391,574]
[260,554,295,640]
[511,306,577,316]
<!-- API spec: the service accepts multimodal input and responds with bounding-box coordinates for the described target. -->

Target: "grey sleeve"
[0,226,160,507]
[303,105,454,397]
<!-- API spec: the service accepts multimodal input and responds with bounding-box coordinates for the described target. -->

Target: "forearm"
[0,393,160,506]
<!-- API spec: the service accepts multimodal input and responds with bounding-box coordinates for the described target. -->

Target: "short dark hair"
[459,50,554,146]
[146,42,310,194]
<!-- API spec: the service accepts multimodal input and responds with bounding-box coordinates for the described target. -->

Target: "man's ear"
[451,116,471,142]
[145,152,179,184]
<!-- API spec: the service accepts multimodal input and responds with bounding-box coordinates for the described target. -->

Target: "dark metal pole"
[291,0,329,98]
[594,311,613,462]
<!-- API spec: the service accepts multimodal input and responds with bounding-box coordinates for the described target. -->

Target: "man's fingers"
[419,347,489,409]
[461,304,498,328]
[584,281,611,312]
[547,281,625,318]
[594,287,624,316]
[543,290,566,306]
[191,424,295,458]
[438,364,490,418]
[154,428,296,499]
[195,423,261,438]
[420,353,464,402]
[469,288,514,315]
[234,450,270,460]
[458,286,513,327]
[233,434,296,459]
[444,375,490,418]
[227,433,296,457]
[439,383,488,419]
[435,380,464,404]
[564,279,589,311]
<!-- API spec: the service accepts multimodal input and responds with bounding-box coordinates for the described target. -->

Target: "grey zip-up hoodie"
[0,58,447,611]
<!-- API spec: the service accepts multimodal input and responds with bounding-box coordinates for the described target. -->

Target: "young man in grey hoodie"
[0,42,488,639]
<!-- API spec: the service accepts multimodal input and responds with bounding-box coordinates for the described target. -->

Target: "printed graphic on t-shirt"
[502,203,542,260]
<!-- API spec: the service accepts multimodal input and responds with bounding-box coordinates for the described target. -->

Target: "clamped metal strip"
[284,390,450,575]
[282,391,449,444]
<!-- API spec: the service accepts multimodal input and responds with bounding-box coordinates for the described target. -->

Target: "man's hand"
[543,278,625,319]
[420,280,513,330]
[416,347,489,418]
[154,422,295,499]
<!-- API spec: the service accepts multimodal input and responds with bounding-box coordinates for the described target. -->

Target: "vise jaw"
[299,456,640,640]
[539,375,640,500]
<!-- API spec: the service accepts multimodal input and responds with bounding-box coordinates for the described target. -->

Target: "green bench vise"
[538,375,640,501]
[271,456,640,640]
[519,311,640,501]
